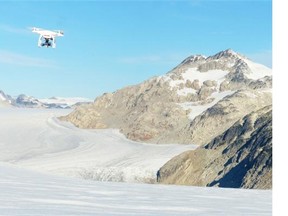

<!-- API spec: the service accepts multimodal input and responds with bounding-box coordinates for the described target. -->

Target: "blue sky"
[0,0,272,99]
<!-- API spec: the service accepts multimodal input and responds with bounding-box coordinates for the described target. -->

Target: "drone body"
[31,27,64,48]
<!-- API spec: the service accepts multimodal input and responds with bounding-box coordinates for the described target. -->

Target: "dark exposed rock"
[158,105,272,189]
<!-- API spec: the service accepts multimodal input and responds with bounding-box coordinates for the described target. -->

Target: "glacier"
[0,107,271,215]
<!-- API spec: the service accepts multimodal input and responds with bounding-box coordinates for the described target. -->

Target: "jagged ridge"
[158,105,272,189]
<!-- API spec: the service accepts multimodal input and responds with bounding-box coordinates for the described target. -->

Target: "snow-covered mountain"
[62,49,272,145]
[0,90,14,107]
[14,94,44,108]
[155,49,271,134]
[0,90,92,108]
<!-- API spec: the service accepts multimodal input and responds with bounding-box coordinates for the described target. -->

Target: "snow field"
[178,90,235,121]
[0,163,272,216]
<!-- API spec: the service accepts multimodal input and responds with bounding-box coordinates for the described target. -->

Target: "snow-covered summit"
[208,48,245,60]
[171,49,271,78]
[163,49,271,90]
[63,49,272,146]
[179,49,246,67]
[180,54,206,65]
[156,49,272,123]
[15,94,43,108]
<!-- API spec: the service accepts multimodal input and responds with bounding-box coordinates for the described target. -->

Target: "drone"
[31,27,64,48]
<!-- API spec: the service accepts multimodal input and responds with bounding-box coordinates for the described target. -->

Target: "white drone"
[31,27,64,48]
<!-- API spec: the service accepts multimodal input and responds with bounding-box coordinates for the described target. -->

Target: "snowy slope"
[0,163,272,216]
[244,59,272,79]
[178,90,235,120]
[0,107,196,182]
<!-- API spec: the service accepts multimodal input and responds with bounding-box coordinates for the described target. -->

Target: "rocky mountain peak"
[164,49,271,93]
[170,49,251,76]
[180,55,206,65]
[180,49,242,66]
[209,49,244,60]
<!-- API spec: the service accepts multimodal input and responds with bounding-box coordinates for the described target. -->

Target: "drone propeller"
[28,27,41,32]
[54,30,64,36]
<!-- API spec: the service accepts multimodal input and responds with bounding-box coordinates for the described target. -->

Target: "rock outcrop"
[60,78,190,141]
[157,105,272,189]
[176,89,272,146]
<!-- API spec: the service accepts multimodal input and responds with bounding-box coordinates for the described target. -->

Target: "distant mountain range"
[61,49,272,189]
[0,90,92,109]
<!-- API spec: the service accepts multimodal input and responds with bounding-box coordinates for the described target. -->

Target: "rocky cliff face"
[62,78,190,141]
[61,49,272,145]
[176,89,271,146]
[157,105,272,189]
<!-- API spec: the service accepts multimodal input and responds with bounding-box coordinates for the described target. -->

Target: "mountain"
[14,94,44,108]
[0,90,14,107]
[61,49,272,145]
[14,95,92,109]
[157,105,272,189]
[0,90,92,109]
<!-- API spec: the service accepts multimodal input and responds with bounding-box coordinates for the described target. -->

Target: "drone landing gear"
[38,36,55,48]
